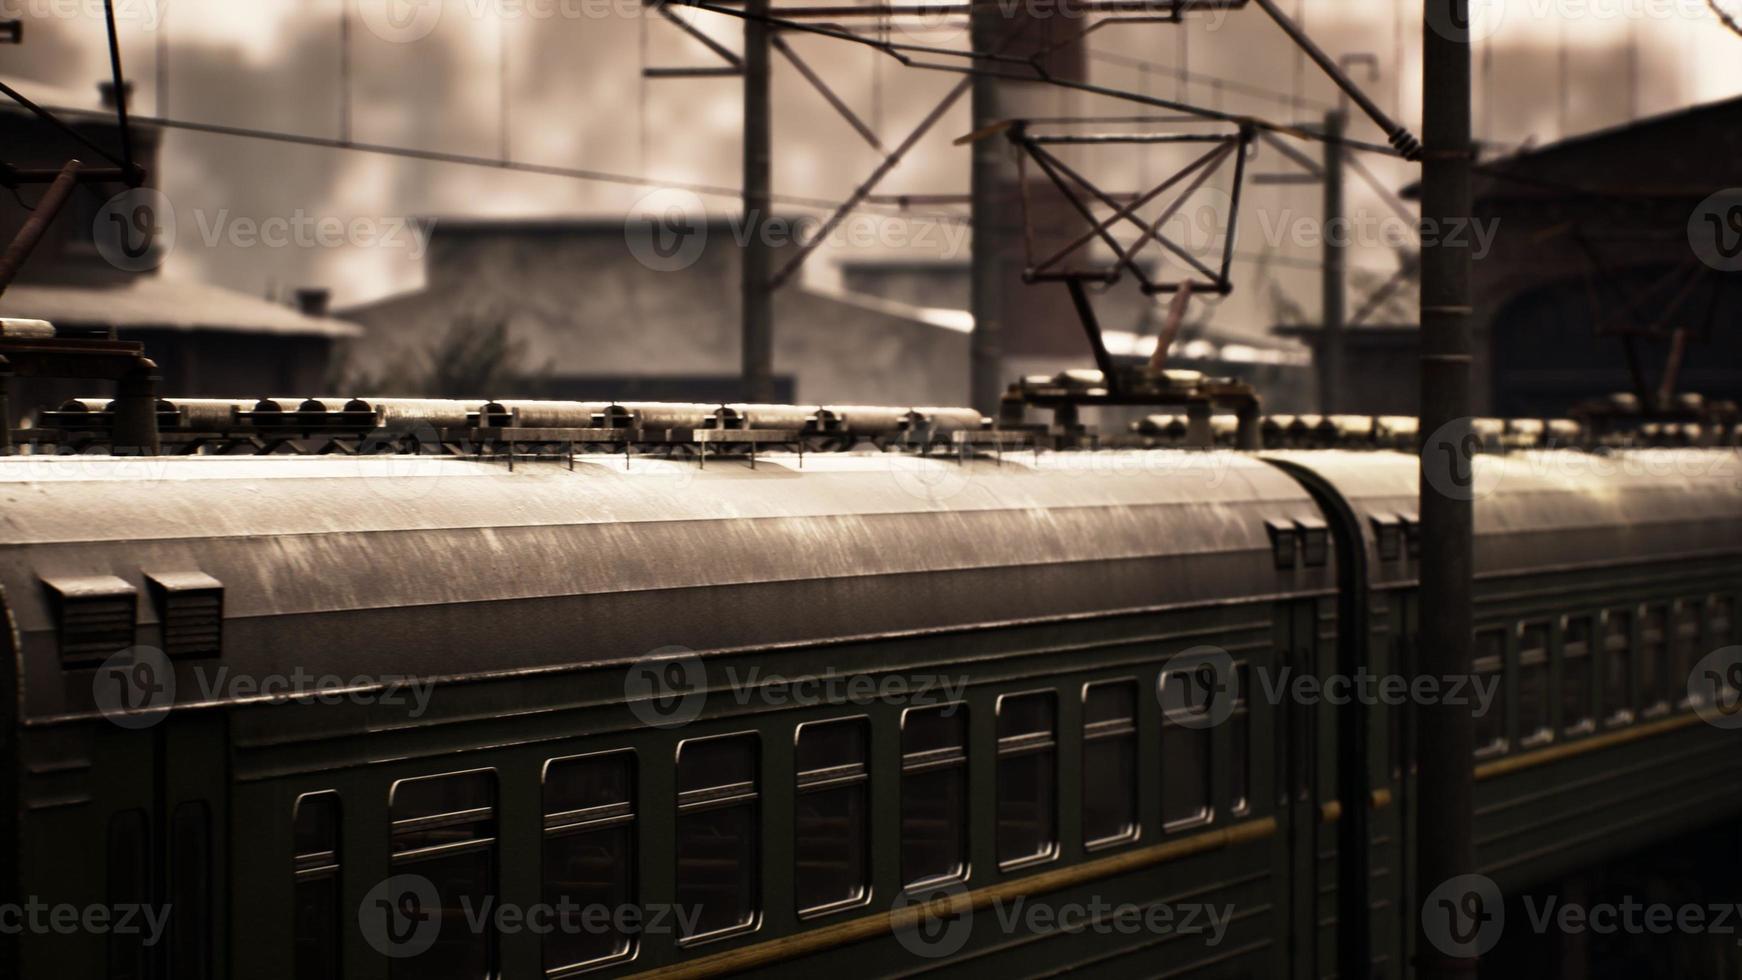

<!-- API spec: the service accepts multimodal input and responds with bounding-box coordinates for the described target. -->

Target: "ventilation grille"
[147,572,224,659]
[42,576,137,668]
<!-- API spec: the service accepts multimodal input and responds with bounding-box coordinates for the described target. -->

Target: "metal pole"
[0,160,82,299]
[968,0,1004,415]
[1321,109,1346,414]
[1417,1,1477,978]
[741,0,775,402]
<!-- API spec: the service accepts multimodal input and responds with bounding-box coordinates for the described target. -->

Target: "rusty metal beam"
[772,34,884,151]
[0,160,82,300]
[767,74,972,290]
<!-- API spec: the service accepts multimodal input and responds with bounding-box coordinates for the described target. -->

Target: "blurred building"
[1279,96,1742,418]
[0,78,358,417]
[339,217,971,406]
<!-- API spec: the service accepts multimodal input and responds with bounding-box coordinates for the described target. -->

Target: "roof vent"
[1294,517,1331,568]
[1370,514,1404,561]
[146,572,224,659]
[1265,519,1299,570]
[41,575,137,668]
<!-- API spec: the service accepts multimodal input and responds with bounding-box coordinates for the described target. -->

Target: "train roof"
[1267,449,1742,588]
[0,451,1331,722]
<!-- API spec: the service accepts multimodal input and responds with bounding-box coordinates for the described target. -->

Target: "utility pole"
[741,0,775,403]
[1321,107,1346,415]
[968,0,1004,416]
[1417,1,1477,978]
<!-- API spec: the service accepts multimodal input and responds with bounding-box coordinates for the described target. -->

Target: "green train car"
[0,438,1737,978]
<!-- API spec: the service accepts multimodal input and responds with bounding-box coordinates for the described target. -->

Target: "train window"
[1561,618,1595,735]
[1713,596,1736,646]
[1473,629,1506,757]
[795,718,870,916]
[996,692,1058,869]
[1082,681,1139,848]
[108,809,150,980]
[1229,665,1251,815]
[1602,609,1634,725]
[1160,669,1212,828]
[543,752,636,972]
[293,793,341,980]
[389,770,498,980]
[901,704,969,887]
[1673,601,1702,708]
[676,734,760,942]
[1641,605,1670,714]
[1517,624,1552,746]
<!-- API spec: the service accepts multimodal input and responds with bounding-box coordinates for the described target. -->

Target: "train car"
[0,422,1738,979]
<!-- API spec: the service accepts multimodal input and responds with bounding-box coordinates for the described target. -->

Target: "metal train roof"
[0,450,1332,722]
[1268,449,1742,588]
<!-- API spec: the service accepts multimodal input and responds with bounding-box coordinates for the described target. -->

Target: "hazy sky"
[7,0,1742,339]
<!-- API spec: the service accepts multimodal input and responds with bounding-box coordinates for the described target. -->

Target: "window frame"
[291,791,341,980]
[899,703,970,890]
[1080,678,1141,851]
[387,768,500,980]
[1515,621,1554,748]
[994,690,1060,871]
[540,750,639,975]
[1559,614,1596,737]
[1639,602,1672,717]
[673,733,763,947]
[1601,607,1636,727]
[1157,668,1215,831]
[1473,627,1508,759]
[793,717,873,920]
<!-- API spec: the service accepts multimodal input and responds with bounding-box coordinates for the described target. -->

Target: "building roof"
[0,278,361,338]
[1403,95,1742,202]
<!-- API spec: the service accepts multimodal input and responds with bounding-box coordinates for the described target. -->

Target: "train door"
[156,710,228,980]
[1281,596,1328,980]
